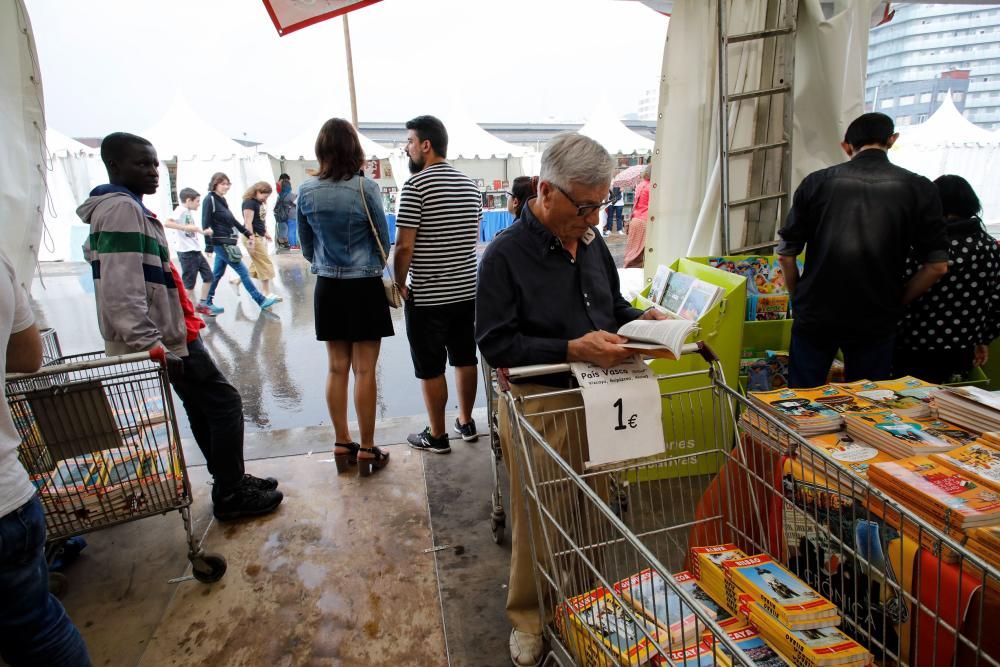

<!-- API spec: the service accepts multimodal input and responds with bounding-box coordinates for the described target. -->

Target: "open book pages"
[618,319,698,360]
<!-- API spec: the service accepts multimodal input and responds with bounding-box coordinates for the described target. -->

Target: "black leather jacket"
[777,149,948,339]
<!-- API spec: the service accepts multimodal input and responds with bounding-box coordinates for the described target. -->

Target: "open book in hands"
[617,319,698,360]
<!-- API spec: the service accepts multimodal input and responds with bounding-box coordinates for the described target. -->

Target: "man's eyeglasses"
[552,183,611,217]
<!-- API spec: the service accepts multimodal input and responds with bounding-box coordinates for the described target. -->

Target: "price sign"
[570,357,663,468]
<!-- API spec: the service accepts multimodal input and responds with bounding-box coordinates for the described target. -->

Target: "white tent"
[890,92,1000,231]
[578,103,655,155]
[262,120,393,189]
[142,96,274,215]
[39,129,102,262]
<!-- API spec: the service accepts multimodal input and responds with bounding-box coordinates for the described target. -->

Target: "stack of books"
[739,602,872,667]
[843,411,980,458]
[614,569,732,646]
[747,387,879,436]
[721,554,840,630]
[966,525,1000,570]
[690,544,750,616]
[556,586,665,667]
[931,441,1000,491]
[934,387,1000,434]
[868,456,1000,530]
[836,377,939,419]
[802,431,898,482]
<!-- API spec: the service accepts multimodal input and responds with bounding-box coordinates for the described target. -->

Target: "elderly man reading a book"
[476,132,665,667]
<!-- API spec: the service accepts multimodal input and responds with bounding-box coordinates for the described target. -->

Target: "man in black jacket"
[777,113,949,387]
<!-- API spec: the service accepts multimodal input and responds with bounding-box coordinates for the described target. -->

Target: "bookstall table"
[481,209,514,242]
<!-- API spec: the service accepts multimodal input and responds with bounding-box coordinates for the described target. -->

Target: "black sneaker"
[213,486,284,521]
[407,427,451,454]
[242,474,279,491]
[453,418,479,442]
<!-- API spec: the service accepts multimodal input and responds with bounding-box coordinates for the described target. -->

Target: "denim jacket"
[297,175,390,278]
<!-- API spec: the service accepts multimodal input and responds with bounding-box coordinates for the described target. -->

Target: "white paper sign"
[569,357,664,468]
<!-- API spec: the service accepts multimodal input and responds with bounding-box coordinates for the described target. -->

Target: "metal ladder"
[716,0,799,255]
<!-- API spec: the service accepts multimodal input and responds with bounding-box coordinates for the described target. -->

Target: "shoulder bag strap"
[359,176,390,267]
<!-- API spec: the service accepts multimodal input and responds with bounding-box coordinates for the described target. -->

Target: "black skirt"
[314,276,395,342]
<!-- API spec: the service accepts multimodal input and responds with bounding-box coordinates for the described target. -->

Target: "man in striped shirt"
[393,115,482,454]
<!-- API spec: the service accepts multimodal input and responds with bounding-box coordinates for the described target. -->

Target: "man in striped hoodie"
[80,132,282,522]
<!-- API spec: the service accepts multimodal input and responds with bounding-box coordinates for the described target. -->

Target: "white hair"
[539,133,614,190]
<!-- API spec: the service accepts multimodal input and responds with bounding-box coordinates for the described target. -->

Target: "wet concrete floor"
[21,234,631,666]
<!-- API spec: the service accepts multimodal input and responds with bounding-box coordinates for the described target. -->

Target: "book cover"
[649,265,672,305]
[662,272,696,315]
[870,457,1000,523]
[749,295,789,322]
[616,569,731,644]
[848,412,981,452]
[650,639,732,667]
[805,431,896,480]
[717,624,792,667]
[745,603,870,667]
[838,377,938,417]
[559,587,665,666]
[931,442,1000,492]
[723,554,838,622]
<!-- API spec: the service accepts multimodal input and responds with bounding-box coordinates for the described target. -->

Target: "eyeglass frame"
[550,182,612,217]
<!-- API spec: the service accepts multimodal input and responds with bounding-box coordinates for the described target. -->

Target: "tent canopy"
[437,104,526,159]
[893,91,998,148]
[143,96,251,161]
[578,103,655,155]
[264,121,392,161]
[46,127,97,158]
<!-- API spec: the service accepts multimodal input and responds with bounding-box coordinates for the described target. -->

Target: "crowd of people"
[1,110,998,667]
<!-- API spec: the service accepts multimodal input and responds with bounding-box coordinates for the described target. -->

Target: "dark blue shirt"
[475,198,643,368]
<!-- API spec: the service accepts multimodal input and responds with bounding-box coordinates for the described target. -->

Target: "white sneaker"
[602,230,610,238]
[509,629,544,667]
[266,293,284,302]
[617,230,626,235]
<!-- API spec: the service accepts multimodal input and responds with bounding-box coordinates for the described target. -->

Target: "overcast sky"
[26,0,668,145]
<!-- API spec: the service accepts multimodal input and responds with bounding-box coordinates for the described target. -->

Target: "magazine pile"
[746,386,881,436]
[934,386,1000,434]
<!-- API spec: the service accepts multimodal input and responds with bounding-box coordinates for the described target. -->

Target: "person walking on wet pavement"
[0,249,92,667]
[80,132,283,521]
[297,118,393,477]
[394,115,482,454]
[201,172,279,315]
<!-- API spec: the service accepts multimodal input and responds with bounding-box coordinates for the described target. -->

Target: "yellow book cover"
[837,377,938,417]
[557,587,666,666]
[649,638,733,667]
[750,386,880,417]
[930,441,1000,493]
[723,554,838,623]
[746,603,870,667]
[804,431,897,480]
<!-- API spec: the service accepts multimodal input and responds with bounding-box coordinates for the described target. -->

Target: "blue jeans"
[287,219,299,247]
[605,206,623,232]
[0,496,91,667]
[205,246,265,305]
[788,325,895,388]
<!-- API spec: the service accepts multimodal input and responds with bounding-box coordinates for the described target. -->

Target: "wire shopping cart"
[481,359,507,544]
[497,343,1000,666]
[7,349,227,589]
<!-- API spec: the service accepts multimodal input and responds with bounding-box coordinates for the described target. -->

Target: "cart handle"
[501,341,718,381]
[5,349,166,381]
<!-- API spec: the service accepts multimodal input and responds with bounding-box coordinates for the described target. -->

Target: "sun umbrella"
[612,164,643,189]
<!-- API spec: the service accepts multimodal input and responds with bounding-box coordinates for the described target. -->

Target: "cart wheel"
[490,516,505,545]
[190,552,227,584]
[48,572,68,598]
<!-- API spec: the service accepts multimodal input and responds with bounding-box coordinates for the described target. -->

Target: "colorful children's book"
[747,295,790,321]
[722,554,839,625]
[868,456,1000,528]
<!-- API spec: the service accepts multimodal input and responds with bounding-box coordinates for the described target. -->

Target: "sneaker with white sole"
[509,629,544,667]
[266,293,284,302]
[407,427,451,454]
[453,418,479,442]
[199,301,224,315]
[259,296,278,310]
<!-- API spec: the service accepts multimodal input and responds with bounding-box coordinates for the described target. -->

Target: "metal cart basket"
[7,349,227,585]
[498,344,1000,666]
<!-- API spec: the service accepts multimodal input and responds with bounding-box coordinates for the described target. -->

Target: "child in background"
[164,188,215,316]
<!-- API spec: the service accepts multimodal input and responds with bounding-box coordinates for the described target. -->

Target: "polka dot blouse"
[898,217,1000,351]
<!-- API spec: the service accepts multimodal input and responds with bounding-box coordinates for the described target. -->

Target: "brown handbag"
[359,176,402,308]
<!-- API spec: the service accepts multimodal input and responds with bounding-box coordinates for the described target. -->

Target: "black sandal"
[334,442,360,474]
[357,446,390,477]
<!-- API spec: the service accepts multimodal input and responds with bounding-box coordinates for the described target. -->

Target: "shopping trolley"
[481,359,507,544]
[7,348,228,589]
[498,343,1000,666]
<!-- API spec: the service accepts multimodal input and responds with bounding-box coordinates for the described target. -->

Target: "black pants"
[169,337,245,494]
[893,345,973,385]
[788,325,895,388]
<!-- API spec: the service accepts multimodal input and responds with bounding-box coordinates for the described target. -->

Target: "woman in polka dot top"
[894,175,1000,384]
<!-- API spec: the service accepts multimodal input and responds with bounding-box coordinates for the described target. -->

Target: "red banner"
[262,0,383,36]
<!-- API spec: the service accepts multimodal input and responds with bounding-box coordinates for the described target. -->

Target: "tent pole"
[342,15,359,128]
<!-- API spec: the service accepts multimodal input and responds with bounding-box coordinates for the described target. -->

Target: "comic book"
[748,387,879,436]
[844,411,980,458]
[747,295,790,321]
[804,431,897,481]
[930,441,1000,492]
[722,554,839,625]
[836,377,939,419]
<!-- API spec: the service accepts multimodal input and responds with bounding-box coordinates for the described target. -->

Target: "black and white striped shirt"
[397,162,482,306]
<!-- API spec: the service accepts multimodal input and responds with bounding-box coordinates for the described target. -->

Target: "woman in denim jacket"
[298,118,393,477]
